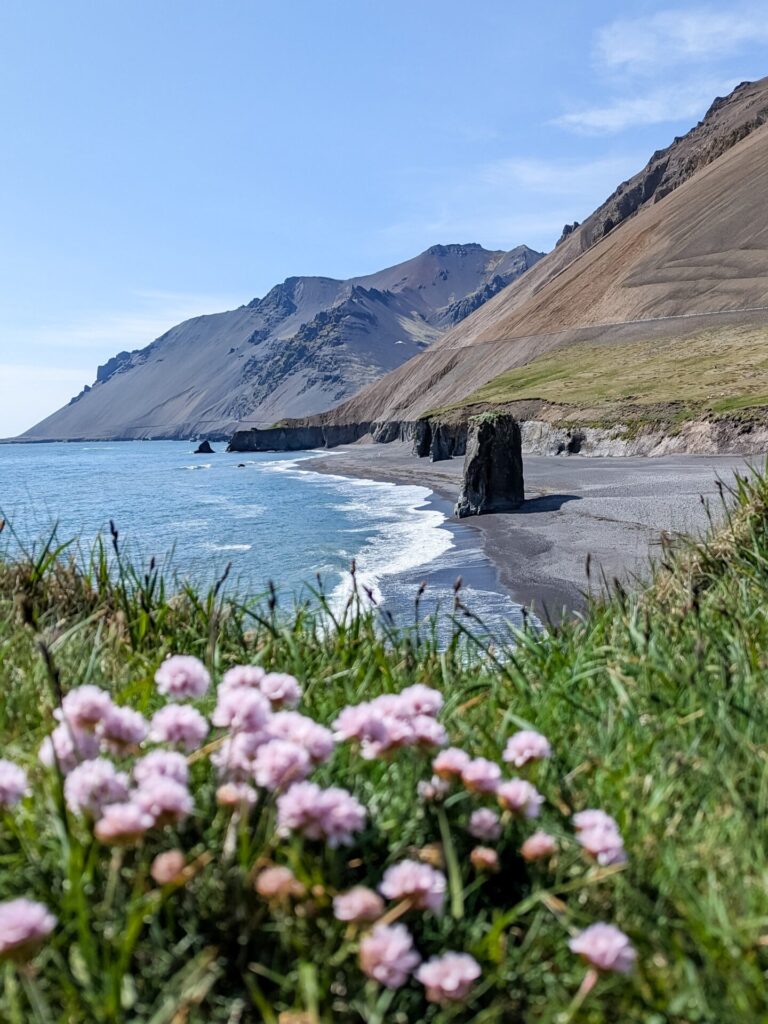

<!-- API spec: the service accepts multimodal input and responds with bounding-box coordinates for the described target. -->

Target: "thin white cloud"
[554,77,741,134]
[380,153,643,254]
[596,6,768,73]
[478,156,641,194]
[556,4,767,135]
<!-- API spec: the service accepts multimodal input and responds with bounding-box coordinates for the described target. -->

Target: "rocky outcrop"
[411,417,467,461]
[455,415,524,518]
[193,440,215,454]
[227,423,372,452]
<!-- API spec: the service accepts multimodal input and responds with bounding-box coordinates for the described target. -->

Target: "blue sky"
[1,0,767,436]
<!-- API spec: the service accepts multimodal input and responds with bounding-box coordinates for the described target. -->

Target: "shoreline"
[305,442,761,621]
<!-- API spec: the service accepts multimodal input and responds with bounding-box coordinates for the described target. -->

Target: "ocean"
[0,441,524,631]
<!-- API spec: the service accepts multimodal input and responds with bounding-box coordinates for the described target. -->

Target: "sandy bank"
[305,442,761,621]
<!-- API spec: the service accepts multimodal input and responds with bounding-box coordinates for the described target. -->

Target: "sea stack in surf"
[455,414,524,518]
[194,440,215,454]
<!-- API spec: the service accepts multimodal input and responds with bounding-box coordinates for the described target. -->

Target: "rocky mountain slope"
[312,77,768,427]
[23,244,542,441]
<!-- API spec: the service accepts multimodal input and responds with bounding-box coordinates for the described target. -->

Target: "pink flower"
[521,831,557,861]
[0,899,56,962]
[461,758,501,794]
[396,684,443,717]
[149,705,209,752]
[417,776,450,802]
[333,703,388,748]
[276,782,366,847]
[333,886,384,923]
[150,850,186,885]
[468,808,502,841]
[259,672,302,709]
[573,809,619,833]
[316,786,367,847]
[39,723,99,774]
[97,705,148,752]
[569,923,636,974]
[64,758,130,817]
[255,865,306,900]
[359,924,420,988]
[212,687,271,733]
[416,952,481,1003]
[433,747,471,780]
[253,740,311,790]
[497,779,544,818]
[0,760,29,807]
[216,781,258,807]
[154,654,210,700]
[211,731,268,780]
[268,712,334,763]
[576,826,627,866]
[94,802,154,845]
[134,778,193,825]
[133,750,189,788]
[503,730,552,767]
[379,860,446,914]
[55,685,113,730]
[220,664,266,692]
[410,715,447,748]
[470,846,499,872]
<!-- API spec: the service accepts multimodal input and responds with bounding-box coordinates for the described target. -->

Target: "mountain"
[314,77,768,428]
[22,244,543,441]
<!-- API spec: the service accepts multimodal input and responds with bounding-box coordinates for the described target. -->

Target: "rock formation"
[193,440,215,454]
[455,415,524,518]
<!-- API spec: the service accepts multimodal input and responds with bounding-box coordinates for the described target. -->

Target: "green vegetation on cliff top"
[444,324,768,424]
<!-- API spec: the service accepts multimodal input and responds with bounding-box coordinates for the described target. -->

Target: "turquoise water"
[0,440,523,628]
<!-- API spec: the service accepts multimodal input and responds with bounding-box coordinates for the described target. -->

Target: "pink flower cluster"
[209,669,333,800]
[220,664,302,708]
[276,781,366,847]
[416,952,481,1003]
[359,924,481,1003]
[574,809,627,866]
[333,685,446,759]
[333,886,384,923]
[0,759,29,807]
[62,750,195,843]
[41,685,151,771]
[154,655,210,700]
[569,922,636,974]
[0,898,56,962]
[379,859,446,914]
[503,729,552,768]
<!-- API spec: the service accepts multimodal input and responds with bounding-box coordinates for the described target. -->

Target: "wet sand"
[305,442,761,621]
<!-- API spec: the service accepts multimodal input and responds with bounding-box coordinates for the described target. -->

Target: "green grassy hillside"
[454,324,768,426]
[1,470,768,1021]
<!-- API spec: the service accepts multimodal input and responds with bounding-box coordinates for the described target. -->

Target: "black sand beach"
[306,442,761,621]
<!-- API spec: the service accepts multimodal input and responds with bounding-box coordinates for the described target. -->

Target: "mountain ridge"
[23,242,542,441]
[308,76,768,428]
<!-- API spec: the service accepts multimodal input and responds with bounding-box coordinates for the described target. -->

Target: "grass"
[2,466,768,1021]
[449,323,768,426]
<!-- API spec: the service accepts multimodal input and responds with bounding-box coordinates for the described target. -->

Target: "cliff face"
[23,243,542,441]
[313,77,768,427]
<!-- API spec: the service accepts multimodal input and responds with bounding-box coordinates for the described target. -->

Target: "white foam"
[205,543,252,552]
[261,463,455,617]
[182,463,212,471]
